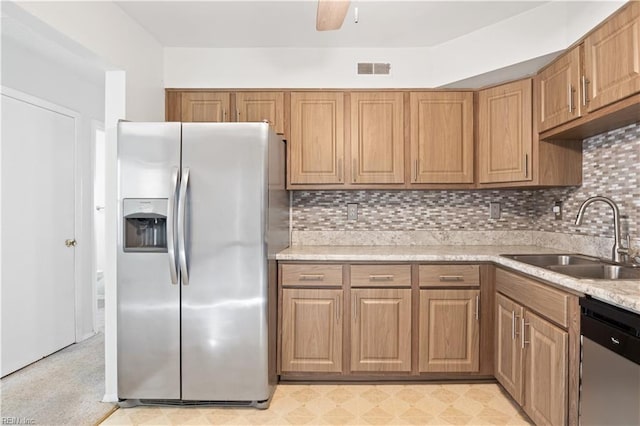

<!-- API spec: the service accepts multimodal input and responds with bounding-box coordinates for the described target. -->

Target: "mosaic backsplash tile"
[533,123,639,240]
[293,190,535,231]
[292,123,639,245]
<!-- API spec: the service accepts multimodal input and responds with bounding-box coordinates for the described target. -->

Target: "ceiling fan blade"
[316,0,350,31]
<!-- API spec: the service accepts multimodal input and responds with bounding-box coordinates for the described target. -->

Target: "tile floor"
[101,382,532,425]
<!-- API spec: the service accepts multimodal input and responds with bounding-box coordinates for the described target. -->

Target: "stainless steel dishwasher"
[579,297,640,425]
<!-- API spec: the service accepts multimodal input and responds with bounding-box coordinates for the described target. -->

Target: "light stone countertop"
[276,245,640,315]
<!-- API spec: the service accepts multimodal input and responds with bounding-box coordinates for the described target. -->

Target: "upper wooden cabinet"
[289,92,345,185]
[181,92,230,122]
[235,92,285,134]
[478,79,533,184]
[584,1,640,112]
[410,92,474,184]
[537,47,583,132]
[350,92,405,184]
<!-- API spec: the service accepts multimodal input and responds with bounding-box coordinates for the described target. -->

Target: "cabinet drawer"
[496,268,570,328]
[281,264,343,287]
[419,265,479,287]
[350,265,411,287]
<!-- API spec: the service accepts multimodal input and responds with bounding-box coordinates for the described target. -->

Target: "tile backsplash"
[292,123,640,252]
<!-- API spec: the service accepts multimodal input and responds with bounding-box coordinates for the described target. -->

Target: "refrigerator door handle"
[178,167,190,285]
[167,167,180,284]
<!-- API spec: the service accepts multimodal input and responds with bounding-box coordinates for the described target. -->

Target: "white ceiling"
[115,1,549,48]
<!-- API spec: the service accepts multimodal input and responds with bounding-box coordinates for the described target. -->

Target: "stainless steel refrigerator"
[117,122,289,407]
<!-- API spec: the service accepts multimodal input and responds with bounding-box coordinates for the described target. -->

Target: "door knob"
[65,239,77,247]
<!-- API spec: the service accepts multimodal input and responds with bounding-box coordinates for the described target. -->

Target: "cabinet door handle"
[353,159,357,183]
[439,275,464,282]
[475,295,480,320]
[582,76,589,106]
[353,297,358,320]
[369,274,394,281]
[338,158,343,182]
[222,109,227,122]
[413,159,418,182]
[512,310,516,340]
[567,84,574,113]
[521,317,530,349]
[336,297,341,322]
[299,274,324,281]
[524,154,529,178]
[236,109,240,121]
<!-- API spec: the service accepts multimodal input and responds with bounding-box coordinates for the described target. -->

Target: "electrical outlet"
[347,203,358,221]
[553,201,563,220]
[489,202,501,219]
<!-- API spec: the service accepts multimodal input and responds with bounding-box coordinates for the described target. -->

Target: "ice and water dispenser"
[123,199,168,252]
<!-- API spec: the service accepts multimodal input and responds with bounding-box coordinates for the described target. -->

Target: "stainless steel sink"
[502,253,640,280]
[502,254,601,267]
[548,264,640,280]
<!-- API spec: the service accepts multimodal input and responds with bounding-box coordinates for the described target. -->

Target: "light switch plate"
[489,202,501,219]
[347,203,358,221]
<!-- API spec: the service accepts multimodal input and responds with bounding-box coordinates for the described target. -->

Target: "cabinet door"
[281,289,343,373]
[351,288,411,372]
[538,47,582,132]
[290,92,344,184]
[524,310,568,426]
[350,92,404,184]
[495,293,524,405]
[410,92,473,183]
[236,92,285,135]
[181,92,230,122]
[419,289,480,372]
[584,2,640,111]
[478,79,532,183]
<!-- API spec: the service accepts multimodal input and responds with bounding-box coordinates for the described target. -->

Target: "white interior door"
[1,93,76,376]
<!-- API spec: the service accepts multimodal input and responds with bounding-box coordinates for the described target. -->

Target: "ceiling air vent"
[357,63,391,75]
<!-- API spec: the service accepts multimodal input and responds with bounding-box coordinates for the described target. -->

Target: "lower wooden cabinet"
[351,288,412,372]
[495,293,524,404]
[419,289,480,372]
[524,310,568,426]
[494,290,569,425]
[281,288,343,373]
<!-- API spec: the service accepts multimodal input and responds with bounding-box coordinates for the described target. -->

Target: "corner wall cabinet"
[478,79,533,184]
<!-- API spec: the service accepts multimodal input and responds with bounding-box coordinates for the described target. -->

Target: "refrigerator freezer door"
[180,123,271,401]
[117,122,181,399]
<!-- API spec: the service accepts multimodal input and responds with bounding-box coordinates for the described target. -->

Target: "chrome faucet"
[575,196,629,264]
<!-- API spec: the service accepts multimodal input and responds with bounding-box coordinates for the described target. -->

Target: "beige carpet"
[1,307,116,425]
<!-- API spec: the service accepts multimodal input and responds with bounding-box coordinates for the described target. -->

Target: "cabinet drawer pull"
[369,274,394,281]
[299,274,324,281]
[439,275,464,282]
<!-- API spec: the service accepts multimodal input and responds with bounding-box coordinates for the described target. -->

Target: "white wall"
[165,1,624,89]
[1,33,104,342]
[3,1,165,402]
[9,1,164,121]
